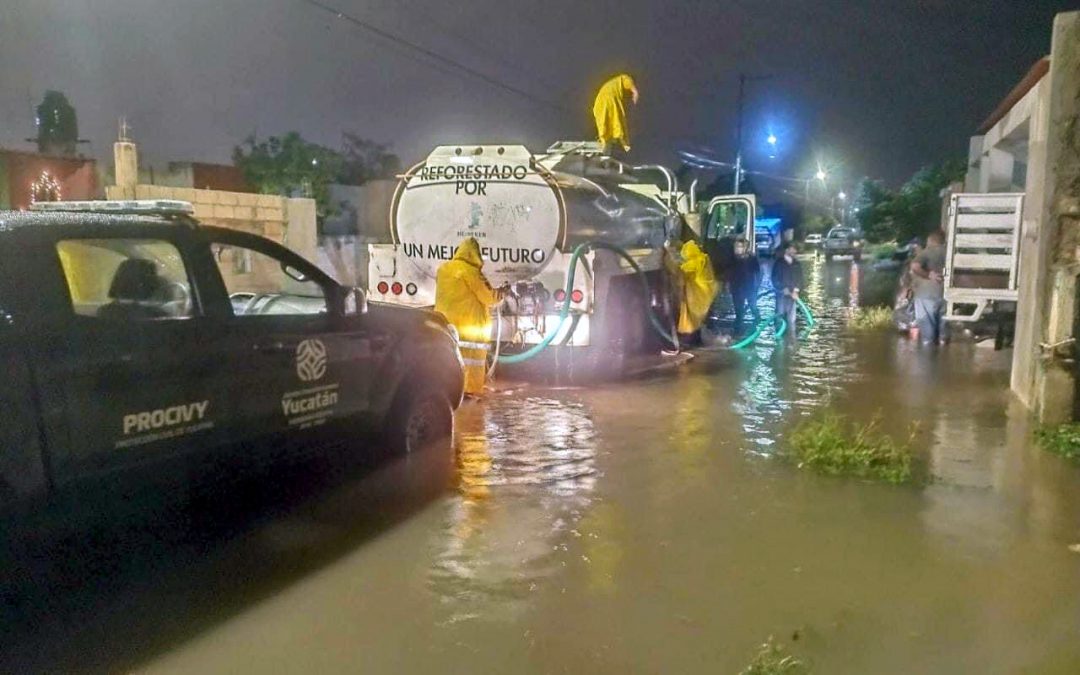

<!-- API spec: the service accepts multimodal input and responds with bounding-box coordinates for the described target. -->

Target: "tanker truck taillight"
[376,281,389,295]
[553,288,587,306]
[391,282,404,295]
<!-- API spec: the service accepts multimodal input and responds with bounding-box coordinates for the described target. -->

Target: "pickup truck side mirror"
[343,287,368,316]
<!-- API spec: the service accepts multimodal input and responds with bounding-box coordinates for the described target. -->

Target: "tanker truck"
[367,141,755,377]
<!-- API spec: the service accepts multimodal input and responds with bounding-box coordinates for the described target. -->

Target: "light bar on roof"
[29,199,194,216]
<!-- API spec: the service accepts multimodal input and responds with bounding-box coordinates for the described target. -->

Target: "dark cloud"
[0,0,1073,193]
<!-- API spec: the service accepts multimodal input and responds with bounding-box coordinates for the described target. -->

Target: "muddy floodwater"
[4,257,1080,674]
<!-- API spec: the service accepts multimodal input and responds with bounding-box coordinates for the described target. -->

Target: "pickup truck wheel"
[386,389,454,455]
[853,251,862,262]
[825,253,833,262]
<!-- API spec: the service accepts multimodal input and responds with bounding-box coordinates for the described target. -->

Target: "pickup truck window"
[55,239,195,320]
[211,243,327,316]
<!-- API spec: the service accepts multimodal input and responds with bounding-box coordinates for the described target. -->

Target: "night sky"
[1,0,1075,197]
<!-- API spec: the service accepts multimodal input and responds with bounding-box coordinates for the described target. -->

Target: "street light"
[767,133,777,146]
[838,191,847,201]
[815,169,827,182]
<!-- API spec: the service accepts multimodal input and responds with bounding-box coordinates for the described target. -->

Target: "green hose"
[494,242,817,363]
[495,242,589,365]
[771,297,814,344]
[775,317,788,340]
[796,296,816,328]
[496,241,679,365]
[586,242,679,348]
[730,319,767,349]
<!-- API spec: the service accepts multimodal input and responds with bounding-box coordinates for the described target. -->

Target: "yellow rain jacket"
[592,74,637,152]
[435,238,500,395]
[677,240,719,334]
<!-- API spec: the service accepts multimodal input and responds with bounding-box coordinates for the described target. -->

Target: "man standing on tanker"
[434,238,503,397]
[593,73,639,155]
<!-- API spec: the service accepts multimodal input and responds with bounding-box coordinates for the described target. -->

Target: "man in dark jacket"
[730,237,761,335]
[770,242,803,342]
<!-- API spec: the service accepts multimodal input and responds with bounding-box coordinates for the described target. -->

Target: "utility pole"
[732,73,772,195]
[733,74,746,195]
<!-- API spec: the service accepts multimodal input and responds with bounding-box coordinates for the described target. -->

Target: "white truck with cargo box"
[943,192,1023,347]
[367,141,755,377]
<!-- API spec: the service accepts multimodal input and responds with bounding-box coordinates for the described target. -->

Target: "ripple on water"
[429,397,599,621]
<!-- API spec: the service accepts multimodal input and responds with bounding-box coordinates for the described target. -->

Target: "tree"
[852,178,894,243]
[233,132,344,218]
[35,90,79,156]
[889,160,966,243]
[852,160,966,243]
[338,133,401,184]
[803,214,838,235]
[234,132,402,219]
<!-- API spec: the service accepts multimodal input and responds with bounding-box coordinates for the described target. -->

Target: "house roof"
[977,57,1050,135]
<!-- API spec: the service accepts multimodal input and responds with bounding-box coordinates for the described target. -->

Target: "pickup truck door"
[703,195,757,273]
[199,229,381,443]
[25,227,228,482]
[0,243,50,503]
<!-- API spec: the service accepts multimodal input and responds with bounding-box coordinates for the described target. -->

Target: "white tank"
[391,145,671,286]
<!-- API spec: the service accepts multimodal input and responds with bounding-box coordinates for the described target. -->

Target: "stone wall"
[1010,11,1080,422]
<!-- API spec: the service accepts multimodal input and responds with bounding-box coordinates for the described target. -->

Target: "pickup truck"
[822,226,864,261]
[0,201,464,517]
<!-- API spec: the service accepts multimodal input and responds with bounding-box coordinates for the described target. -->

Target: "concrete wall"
[1011,11,1080,422]
[315,179,397,288]
[966,76,1048,194]
[105,181,318,264]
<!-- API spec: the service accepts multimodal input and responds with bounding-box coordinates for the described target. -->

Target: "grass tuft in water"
[848,306,895,332]
[1035,423,1080,461]
[787,411,915,484]
[739,636,809,674]
[869,242,900,260]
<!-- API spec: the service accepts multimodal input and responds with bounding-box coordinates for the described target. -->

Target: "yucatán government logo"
[296,339,328,382]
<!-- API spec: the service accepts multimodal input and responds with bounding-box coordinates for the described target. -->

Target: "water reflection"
[733,255,862,452]
[430,397,598,622]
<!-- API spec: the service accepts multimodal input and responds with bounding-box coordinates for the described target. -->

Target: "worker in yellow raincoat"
[677,239,719,347]
[435,238,502,397]
[592,73,639,153]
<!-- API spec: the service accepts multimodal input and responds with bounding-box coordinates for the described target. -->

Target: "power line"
[298,0,567,114]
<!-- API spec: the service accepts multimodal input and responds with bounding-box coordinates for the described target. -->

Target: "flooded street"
[5,258,1080,674]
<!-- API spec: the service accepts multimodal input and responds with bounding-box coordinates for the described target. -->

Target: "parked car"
[0,200,464,518]
[753,217,786,257]
[804,233,823,248]
[822,226,864,261]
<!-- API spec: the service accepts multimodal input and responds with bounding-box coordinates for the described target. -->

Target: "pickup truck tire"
[825,253,834,262]
[384,387,454,455]
[853,251,862,262]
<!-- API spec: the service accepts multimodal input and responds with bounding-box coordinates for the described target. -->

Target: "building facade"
[0,149,99,210]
